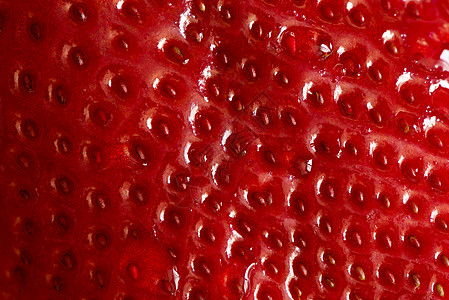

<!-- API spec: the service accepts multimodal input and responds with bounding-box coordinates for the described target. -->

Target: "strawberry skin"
[2,0,449,299]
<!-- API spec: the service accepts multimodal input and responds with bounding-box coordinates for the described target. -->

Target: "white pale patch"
[396,72,411,91]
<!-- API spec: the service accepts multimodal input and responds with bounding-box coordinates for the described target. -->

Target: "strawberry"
[2,0,449,299]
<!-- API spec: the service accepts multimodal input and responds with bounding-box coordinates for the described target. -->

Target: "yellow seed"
[436,283,444,297]
[198,0,206,11]
[411,273,420,288]
[173,46,183,58]
[325,277,335,288]
[326,253,336,265]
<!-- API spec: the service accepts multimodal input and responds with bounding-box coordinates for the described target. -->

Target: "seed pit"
[92,108,112,126]
[94,232,109,248]
[349,8,366,26]
[21,73,34,93]
[52,276,64,292]
[115,36,129,51]
[17,154,31,168]
[19,189,30,202]
[121,1,145,24]
[69,4,88,23]
[250,21,265,39]
[70,47,88,68]
[61,251,75,269]
[50,85,70,106]
[111,76,130,98]
[94,270,107,288]
[22,120,38,139]
[57,177,73,195]
[29,23,42,40]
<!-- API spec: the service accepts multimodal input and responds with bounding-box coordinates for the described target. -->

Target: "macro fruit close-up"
[3,0,449,299]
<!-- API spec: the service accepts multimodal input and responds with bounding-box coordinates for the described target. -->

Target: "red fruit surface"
[3,0,449,299]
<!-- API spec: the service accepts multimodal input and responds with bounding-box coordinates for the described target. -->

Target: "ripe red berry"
[2,0,449,299]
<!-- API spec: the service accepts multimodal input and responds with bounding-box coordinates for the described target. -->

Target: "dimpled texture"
[3,0,449,299]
